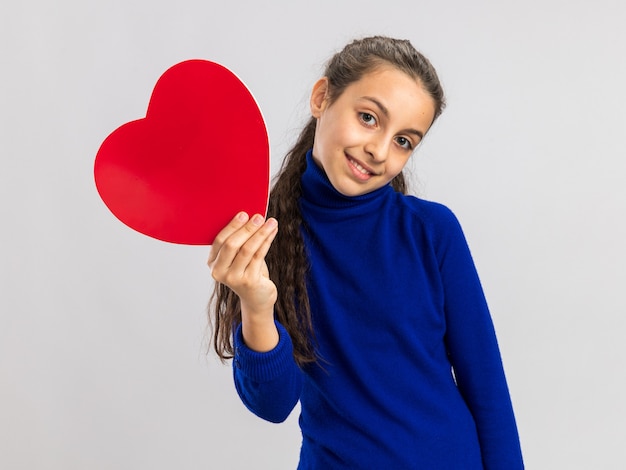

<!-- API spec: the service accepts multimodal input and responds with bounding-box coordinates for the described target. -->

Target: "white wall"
[1,1,625,468]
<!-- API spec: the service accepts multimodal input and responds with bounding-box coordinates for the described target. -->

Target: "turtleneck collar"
[299,149,394,214]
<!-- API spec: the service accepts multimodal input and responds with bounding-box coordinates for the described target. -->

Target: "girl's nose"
[364,137,390,162]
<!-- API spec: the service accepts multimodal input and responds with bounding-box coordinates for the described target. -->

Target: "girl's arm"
[208,212,279,351]
[232,320,302,423]
[208,212,302,422]
[436,209,524,469]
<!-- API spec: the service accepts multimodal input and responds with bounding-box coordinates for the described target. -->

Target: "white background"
[1,1,625,468]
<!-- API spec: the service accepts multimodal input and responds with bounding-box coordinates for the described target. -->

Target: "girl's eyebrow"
[361,96,425,139]
[361,96,390,118]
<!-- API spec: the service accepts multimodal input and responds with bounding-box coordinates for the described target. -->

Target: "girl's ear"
[310,77,329,118]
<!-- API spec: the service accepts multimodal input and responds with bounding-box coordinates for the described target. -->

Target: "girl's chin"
[330,178,381,197]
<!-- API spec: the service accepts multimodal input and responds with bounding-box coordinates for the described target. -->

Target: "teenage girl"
[207,36,524,469]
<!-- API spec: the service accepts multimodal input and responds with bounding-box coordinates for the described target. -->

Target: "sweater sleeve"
[435,208,524,469]
[232,320,303,423]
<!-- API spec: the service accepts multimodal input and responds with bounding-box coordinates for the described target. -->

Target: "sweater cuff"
[233,320,295,383]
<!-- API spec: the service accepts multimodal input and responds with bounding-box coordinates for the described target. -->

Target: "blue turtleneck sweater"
[233,150,523,469]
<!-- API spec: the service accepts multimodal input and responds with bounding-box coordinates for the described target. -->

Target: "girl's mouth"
[346,155,374,181]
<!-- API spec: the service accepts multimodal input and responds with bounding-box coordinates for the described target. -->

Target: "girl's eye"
[396,136,413,151]
[359,112,377,126]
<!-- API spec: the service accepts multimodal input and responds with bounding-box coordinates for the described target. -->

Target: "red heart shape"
[94,60,270,245]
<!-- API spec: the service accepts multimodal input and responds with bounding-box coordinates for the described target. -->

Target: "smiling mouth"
[346,155,375,179]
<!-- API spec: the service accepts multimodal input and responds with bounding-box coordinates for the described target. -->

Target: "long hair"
[210,36,446,366]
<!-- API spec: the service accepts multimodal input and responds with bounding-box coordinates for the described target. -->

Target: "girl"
[208,36,524,469]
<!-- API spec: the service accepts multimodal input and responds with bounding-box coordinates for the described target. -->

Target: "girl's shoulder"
[392,194,471,257]
[396,193,462,231]
[390,192,471,250]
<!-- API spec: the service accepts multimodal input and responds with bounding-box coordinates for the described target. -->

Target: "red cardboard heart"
[94,60,270,245]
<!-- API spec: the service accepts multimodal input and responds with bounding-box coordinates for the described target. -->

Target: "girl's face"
[310,65,436,197]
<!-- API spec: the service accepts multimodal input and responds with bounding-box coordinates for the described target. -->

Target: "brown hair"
[210,36,446,365]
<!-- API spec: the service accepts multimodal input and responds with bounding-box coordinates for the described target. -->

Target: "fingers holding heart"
[207,211,251,268]
[209,213,278,307]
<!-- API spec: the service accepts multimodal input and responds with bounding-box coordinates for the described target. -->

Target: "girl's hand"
[207,212,279,351]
